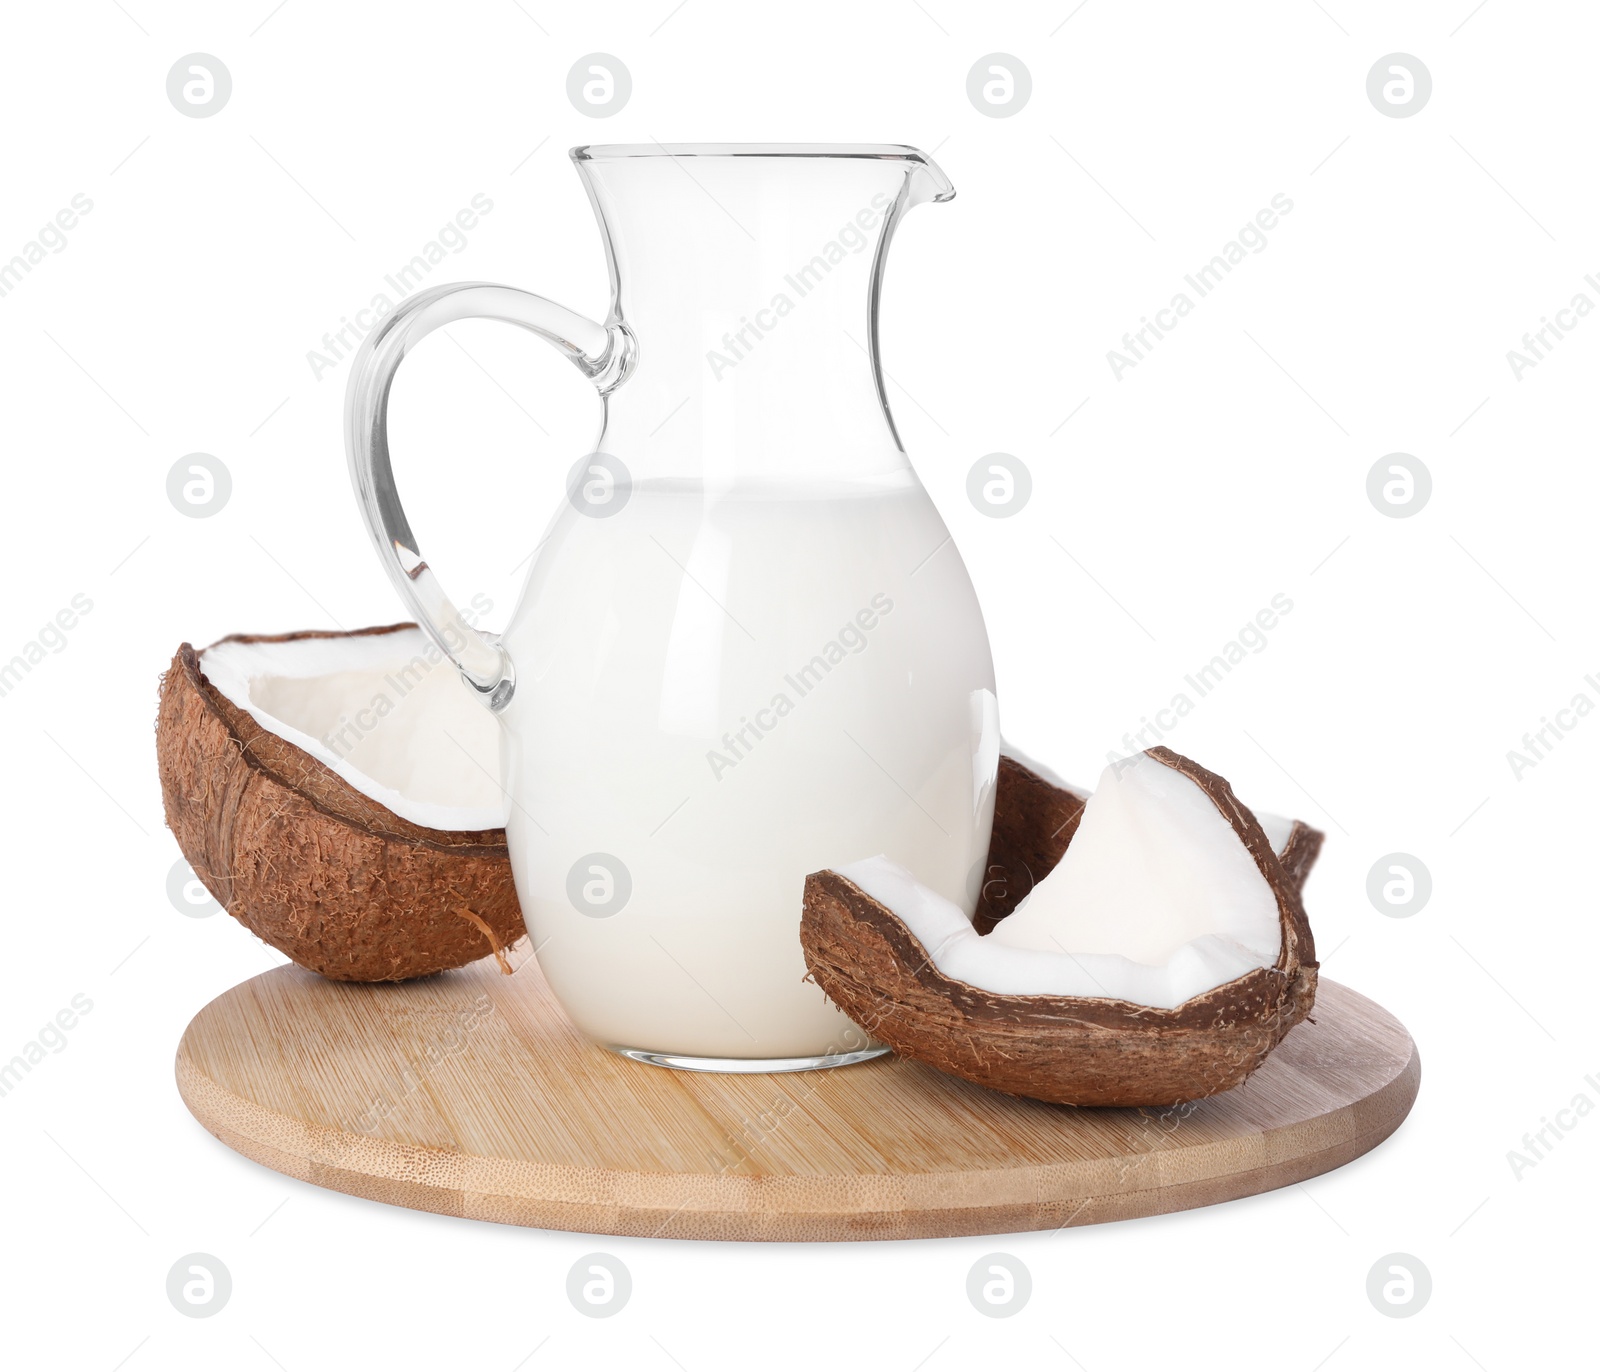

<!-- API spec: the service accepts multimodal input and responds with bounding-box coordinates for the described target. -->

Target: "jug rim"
[570,142,955,199]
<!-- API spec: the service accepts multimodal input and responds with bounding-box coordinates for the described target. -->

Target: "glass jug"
[347,144,998,1070]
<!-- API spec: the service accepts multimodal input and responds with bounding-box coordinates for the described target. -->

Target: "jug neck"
[572,145,953,486]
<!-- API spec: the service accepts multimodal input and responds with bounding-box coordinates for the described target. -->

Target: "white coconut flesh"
[838,752,1288,1011]
[199,628,508,832]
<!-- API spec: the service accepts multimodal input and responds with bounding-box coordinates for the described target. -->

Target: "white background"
[1,1,1593,1367]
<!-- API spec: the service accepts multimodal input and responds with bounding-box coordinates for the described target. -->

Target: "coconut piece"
[156,625,526,982]
[1275,819,1325,893]
[974,748,1321,934]
[800,747,1318,1107]
[990,754,1282,967]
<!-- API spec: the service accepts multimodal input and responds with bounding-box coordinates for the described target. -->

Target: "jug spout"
[570,145,956,482]
[898,146,957,208]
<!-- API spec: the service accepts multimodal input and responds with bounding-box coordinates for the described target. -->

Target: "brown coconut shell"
[972,755,1087,934]
[1277,819,1326,894]
[156,626,526,981]
[800,747,1319,1107]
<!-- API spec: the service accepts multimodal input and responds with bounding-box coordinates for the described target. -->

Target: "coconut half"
[156,624,526,981]
[800,747,1320,1107]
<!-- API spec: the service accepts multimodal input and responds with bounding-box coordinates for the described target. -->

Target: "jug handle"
[345,282,634,710]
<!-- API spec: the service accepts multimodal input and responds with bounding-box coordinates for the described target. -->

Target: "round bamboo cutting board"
[176,961,1419,1241]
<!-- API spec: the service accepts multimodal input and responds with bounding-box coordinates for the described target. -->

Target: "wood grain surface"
[175,960,1419,1241]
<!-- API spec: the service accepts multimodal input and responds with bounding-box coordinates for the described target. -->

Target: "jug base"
[608,1044,891,1075]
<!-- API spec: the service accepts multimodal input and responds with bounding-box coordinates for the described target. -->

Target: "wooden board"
[176,961,1419,1241]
